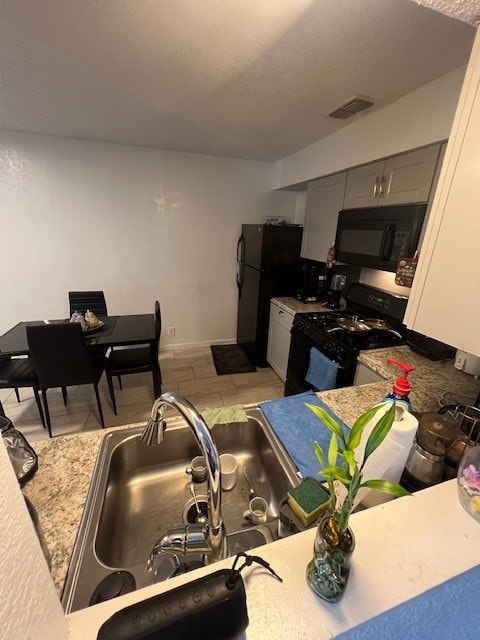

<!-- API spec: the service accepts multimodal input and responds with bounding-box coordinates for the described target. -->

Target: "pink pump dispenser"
[383,358,414,411]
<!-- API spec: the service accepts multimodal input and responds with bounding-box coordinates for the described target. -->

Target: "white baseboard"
[159,338,236,353]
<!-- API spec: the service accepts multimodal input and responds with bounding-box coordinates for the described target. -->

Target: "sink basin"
[62,407,299,612]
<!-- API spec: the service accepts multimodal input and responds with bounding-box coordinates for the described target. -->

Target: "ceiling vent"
[326,96,375,120]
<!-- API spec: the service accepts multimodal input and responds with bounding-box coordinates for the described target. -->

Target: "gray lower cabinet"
[267,302,294,382]
[353,362,385,386]
[343,144,441,209]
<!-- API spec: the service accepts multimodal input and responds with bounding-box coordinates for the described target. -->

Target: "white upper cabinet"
[404,32,480,356]
[381,146,440,205]
[301,172,347,262]
[343,145,440,209]
[342,161,385,209]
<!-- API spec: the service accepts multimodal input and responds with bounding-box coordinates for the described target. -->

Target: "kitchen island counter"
[67,478,480,639]
[24,344,480,598]
[23,376,480,638]
[23,423,146,594]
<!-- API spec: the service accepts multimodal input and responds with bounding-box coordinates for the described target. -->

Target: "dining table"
[0,314,162,398]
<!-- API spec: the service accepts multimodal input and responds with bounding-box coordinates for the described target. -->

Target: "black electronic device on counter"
[295,258,328,302]
[97,569,248,640]
[96,553,282,640]
[406,333,456,361]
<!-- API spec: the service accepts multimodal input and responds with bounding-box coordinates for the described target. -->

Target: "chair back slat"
[154,300,161,351]
[69,291,108,317]
[27,324,96,388]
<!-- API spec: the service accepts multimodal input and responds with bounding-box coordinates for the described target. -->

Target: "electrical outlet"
[167,327,175,337]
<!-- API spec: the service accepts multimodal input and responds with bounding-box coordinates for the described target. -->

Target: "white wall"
[275,66,466,188]
[0,131,297,343]
[0,442,68,640]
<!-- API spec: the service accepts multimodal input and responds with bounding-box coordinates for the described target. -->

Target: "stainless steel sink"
[62,407,299,612]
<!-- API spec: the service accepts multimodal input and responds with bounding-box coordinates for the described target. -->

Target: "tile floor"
[1,347,284,442]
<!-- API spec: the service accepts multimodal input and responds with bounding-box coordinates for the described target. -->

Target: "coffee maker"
[295,259,328,302]
[326,274,346,309]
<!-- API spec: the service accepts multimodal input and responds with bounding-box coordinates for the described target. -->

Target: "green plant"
[307,402,411,536]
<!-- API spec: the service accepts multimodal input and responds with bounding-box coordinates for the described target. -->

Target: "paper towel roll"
[337,403,418,509]
[359,404,418,508]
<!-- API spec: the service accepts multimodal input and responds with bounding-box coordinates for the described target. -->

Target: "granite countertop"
[357,345,480,413]
[24,344,480,598]
[271,296,336,314]
[23,423,146,594]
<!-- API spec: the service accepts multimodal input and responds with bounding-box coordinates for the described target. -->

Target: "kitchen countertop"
[356,345,480,413]
[24,347,480,639]
[271,296,335,314]
[22,344,480,632]
[23,423,146,594]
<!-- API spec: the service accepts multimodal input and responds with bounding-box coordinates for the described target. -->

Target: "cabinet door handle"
[373,177,380,198]
[278,310,285,315]
[378,175,386,197]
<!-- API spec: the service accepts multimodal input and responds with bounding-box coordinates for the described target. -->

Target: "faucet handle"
[147,524,210,572]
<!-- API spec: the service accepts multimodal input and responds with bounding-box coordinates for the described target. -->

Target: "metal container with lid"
[401,412,460,491]
[402,438,445,491]
[438,405,480,479]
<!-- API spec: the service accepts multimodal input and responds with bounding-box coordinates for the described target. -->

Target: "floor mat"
[211,344,256,375]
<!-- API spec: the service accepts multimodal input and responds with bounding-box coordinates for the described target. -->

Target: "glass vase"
[306,514,355,602]
[457,443,480,523]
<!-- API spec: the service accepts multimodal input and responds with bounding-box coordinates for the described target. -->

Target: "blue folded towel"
[259,391,349,479]
[305,347,339,391]
[334,564,480,640]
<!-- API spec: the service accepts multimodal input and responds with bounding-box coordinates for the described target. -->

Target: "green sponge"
[287,478,331,527]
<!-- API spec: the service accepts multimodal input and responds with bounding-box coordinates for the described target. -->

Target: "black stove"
[284,283,409,396]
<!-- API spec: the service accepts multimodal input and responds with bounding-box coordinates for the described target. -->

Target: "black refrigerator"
[236,224,303,367]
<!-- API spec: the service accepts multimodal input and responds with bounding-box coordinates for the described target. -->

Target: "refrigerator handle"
[236,262,244,297]
[236,235,245,263]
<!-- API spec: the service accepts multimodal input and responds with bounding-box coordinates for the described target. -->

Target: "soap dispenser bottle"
[382,358,414,412]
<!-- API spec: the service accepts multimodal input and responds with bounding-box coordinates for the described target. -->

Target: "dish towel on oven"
[259,391,349,479]
[305,347,339,391]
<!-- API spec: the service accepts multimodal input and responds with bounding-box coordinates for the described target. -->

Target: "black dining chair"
[26,323,106,438]
[106,301,162,414]
[68,291,108,317]
[0,356,45,427]
[0,356,20,403]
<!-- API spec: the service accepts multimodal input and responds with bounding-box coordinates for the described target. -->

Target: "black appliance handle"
[380,224,395,261]
[236,262,244,297]
[236,234,245,263]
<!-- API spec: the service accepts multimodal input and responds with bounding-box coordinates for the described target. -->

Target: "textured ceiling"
[0,0,475,161]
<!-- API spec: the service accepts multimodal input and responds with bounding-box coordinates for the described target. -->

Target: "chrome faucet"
[142,392,227,570]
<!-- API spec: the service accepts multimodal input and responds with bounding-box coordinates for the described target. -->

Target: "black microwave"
[334,203,427,272]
